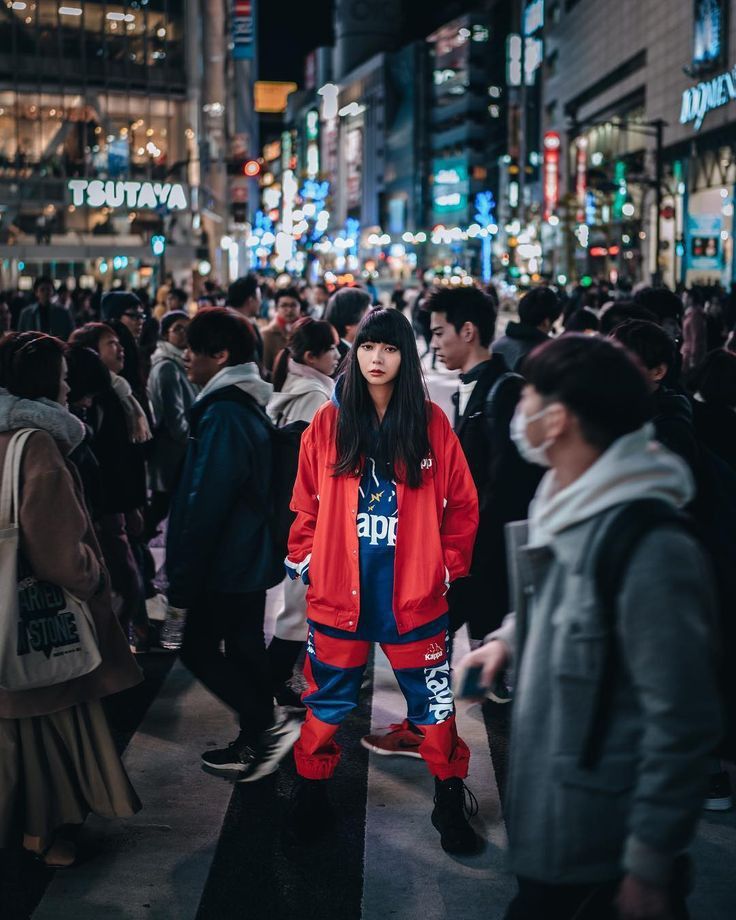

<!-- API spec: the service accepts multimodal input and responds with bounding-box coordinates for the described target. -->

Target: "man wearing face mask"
[458,335,721,920]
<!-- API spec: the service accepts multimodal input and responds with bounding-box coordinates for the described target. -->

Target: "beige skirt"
[0,699,141,846]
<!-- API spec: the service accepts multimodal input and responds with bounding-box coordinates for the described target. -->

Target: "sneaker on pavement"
[704,771,733,811]
[236,713,303,783]
[360,720,423,759]
[431,777,481,855]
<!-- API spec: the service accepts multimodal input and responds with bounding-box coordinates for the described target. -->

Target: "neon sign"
[68,179,188,211]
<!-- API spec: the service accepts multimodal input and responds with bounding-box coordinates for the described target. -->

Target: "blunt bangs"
[354,308,407,350]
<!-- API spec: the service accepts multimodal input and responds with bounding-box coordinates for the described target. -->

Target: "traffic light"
[151,235,166,257]
[227,159,262,177]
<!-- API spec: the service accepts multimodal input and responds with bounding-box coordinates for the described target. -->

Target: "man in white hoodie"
[459,335,721,920]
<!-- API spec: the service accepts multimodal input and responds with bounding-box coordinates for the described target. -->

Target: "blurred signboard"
[232,0,255,61]
[254,82,298,114]
[687,213,722,271]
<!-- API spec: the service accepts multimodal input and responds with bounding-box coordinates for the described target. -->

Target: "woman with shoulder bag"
[0,332,142,869]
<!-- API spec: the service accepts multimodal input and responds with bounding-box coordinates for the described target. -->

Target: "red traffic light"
[242,160,261,177]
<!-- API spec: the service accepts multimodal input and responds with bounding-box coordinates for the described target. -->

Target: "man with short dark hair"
[227,273,264,365]
[261,287,302,374]
[361,286,543,758]
[324,287,371,365]
[610,319,699,474]
[167,307,301,782]
[18,276,75,339]
[492,287,560,371]
[460,335,720,920]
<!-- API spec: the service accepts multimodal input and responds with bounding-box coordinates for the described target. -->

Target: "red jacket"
[286,401,479,636]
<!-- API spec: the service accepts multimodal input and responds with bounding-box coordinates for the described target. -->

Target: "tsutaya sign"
[680,64,736,131]
[67,179,188,211]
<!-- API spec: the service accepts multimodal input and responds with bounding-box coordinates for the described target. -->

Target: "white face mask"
[510,404,555,467]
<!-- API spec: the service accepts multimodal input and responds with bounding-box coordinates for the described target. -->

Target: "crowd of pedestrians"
[0,268,734,919]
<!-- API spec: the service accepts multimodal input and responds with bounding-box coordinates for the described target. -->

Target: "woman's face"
[56,357,70,407]
[356,341,402,387]
[97,331,125,374]
[305,344,340,377]
[166,318,190,350]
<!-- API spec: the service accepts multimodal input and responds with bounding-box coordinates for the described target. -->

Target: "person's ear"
[214,349,230,368]
[461,321,476,343]
[543,403,568,440]
[649,363,668,384]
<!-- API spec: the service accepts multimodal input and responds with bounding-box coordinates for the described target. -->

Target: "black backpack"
[579,498,697,770]
[189,387,308,558]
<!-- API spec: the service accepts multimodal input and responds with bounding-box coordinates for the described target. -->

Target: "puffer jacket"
[286,400,479,635]
[147,342,198,492]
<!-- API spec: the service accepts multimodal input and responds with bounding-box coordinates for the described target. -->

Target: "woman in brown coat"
[0,332,143,868]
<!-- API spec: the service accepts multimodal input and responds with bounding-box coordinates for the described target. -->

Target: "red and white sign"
[575,136,588,223]
[543,131,560,221]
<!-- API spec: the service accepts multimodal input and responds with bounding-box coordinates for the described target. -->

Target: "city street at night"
[3,1,736,919]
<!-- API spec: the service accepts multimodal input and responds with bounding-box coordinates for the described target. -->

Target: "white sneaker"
[236,714,303,784]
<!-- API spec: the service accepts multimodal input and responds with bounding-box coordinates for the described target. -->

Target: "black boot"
[283,778,334,847]
[431,777,480,855]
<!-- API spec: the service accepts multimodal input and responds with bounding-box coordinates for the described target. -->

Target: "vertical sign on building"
[233,0,254,60]
[543,131,560,220]
[575,137,588,223]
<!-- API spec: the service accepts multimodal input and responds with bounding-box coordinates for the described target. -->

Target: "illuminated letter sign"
[543,132,560,221]
[680,63,736,130]
[67,179,188,211]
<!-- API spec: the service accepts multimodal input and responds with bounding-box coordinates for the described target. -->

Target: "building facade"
[542,0,736,288]
[0,0,229,292]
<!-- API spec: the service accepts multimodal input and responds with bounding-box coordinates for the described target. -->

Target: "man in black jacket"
[609,320,700,476]
[492,287,560,372]
[361,287,543,757]
[167,308,301,783]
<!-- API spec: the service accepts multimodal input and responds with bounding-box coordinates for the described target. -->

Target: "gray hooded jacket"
[491,426,721,886]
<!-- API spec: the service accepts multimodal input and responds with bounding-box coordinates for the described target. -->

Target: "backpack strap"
[579,498,693,770]
[483,371,524,427]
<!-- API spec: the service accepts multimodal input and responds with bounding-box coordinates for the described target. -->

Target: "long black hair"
[334,308,430,488]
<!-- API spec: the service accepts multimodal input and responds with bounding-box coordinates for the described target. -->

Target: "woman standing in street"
[0,332,141,868]
[266,318,340,707]
[284,309,480,855]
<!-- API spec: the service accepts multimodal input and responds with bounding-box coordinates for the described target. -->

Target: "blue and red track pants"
[293,624,470,781]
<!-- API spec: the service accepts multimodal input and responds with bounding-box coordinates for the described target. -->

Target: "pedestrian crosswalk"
[26,582,736,920]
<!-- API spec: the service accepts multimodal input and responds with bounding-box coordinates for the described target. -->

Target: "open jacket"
[286,400,479,635]
[490,427,721,887]
[166,364,283,607]
[0,394,141,719]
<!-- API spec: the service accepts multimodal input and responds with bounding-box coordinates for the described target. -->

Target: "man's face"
[98,331,125,374]
[35,282,54,306]
[120,305,146,340]
[185,348,227,386]
[275,296,300,325]
[430,312,472,371]
[166,293,185,313]
[166,317,190,350]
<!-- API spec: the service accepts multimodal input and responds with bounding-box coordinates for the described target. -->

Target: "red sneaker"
[360,720,423,759]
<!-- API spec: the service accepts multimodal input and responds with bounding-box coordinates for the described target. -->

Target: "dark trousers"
[96,512,147,634]
[180,590,274,737]
[504,877,690,920]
